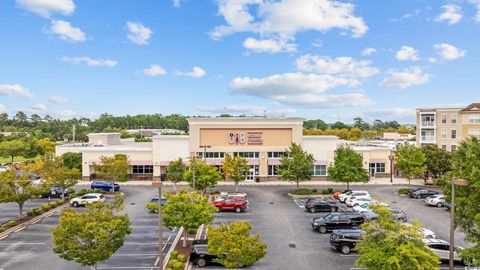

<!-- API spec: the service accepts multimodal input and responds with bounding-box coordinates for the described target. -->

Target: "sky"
[0,0,479,124]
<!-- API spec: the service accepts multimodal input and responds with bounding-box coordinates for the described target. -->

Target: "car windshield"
[345,191,353,195]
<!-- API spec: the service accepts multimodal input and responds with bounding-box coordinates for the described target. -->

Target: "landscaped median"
[287,187,335,197]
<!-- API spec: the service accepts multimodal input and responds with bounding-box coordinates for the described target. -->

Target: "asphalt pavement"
[0,198,61,225]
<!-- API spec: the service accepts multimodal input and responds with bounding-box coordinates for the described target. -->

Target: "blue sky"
[0,0,479,123]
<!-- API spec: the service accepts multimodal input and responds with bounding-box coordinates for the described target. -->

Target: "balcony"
[421,136,436,143]
[421,121,435,127]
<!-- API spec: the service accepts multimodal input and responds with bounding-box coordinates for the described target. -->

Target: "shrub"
[76,189,90,197]
[27,211,34,217]
[42,203,51,212]
[146,203,159,213]
[170,250,179,260]
[32,208,42,215]
[398,188,410,195]
[0,226,4,233]
[172,261,184,270]
[321,188,333,195]
[93,188,106,194]
[7,220,16,227]
[177,254,187,263]
[67,187,76,195]
[167,259,178,268]
[50,202,58,208]
[289,188,317,195]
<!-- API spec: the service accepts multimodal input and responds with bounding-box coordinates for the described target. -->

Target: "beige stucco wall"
[301,136,337,163]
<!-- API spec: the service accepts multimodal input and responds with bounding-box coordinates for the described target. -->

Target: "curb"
[156,226,184,270]
[0,203,68,240]
[287,193,329,198]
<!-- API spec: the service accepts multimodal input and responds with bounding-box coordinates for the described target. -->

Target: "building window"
[268,165,278,176]
[196,152,225,158]
[376,163,386,173]
[267,152,286,158]
[313,165,327,176]
[451,130,457,139]
[441,129,447,139]
[468,129,480,138]
[469,114,480,124]
[233,152,259,158]
[451,145,457,151]
[451,115,457,124]
[441,114,447,124]
[132,165,153,174]
[442,145,447,151]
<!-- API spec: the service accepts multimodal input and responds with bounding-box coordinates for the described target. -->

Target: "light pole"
[450,178,468,270]
[388,153,395,183]
[199,145,211,162]
[152,180,163,269]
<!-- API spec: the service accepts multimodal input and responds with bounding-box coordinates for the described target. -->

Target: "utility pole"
[72,123,76,143]
[450,178,468,270]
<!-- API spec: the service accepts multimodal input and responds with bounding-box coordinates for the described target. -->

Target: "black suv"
[40,187,69,198]
[409,189,439,199]
[330,229,365,254]
[305,198,339,213]
[189,239,218,268]
[312,212,364,234]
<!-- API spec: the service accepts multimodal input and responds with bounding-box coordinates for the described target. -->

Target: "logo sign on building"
[228,131,263,145]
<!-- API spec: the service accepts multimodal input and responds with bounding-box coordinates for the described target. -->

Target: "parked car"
[409,189,439,199]
[346,196,372,207]
[361,210,379,221]
[404,223,436,238]
[332,190,351,199]
[304,198,339,213]
[70,193,105,207]
[339,191,370,203]
[226,192,249,206]
[407,187,423,197]
[425,194,445,207]
[41,187,69,198]
[190,239,218,268]
[445,203,452,210]
[90,180,120,192]
[353,202,372,213]
[423,238,463,263]
[213,197,247,213]
[150,196,168,205]
[330,229,366,254]
[390,208,408,222]
[312,212,364,233]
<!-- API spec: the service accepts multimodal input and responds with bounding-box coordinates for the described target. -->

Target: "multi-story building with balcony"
[416,103,480,151]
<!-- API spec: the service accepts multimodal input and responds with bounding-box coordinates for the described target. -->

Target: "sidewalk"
[75,177,428,187]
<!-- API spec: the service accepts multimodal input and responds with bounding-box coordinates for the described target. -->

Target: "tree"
[356,204,440,270]
[162,190,217,247]
[353,117,370,131]
[93,155,130,191]
[34,158,81,200]
[13,111,27,128]
[444,137,480,266]
[349,127,362,141]
[166,158,187,192]
[36,138,57,159]
[51,199,131,270]
[394,144,427,185]
[0,166,43,218]
[328,146,369,190]
[62,152,82,170]
[330,121,349,130]
[183,158,221,193]
[278,143,314,189]
[421,144,451,178]
[208,221,267,269]
[0,139,30,162]
[222,154,250,192]
[303,119,328,130]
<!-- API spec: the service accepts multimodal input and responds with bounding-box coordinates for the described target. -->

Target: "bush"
[93,188,106,194]
[172,261,184,270]
[7,220,16,227]
[76,189,91,197]
[42,203,51,212]
[32,208,42,215]
[146,203,159,213]
[170,250,179,260]
[67,187,76,195]
[0,226,4,233]
[177,254,187,263]
[398,188,410,195]
[167,259,178,268]
[50,202,58,208]
[27,211,34,217]
[289,188,317,195]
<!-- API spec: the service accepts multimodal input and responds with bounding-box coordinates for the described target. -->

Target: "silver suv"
[423,238,463,263]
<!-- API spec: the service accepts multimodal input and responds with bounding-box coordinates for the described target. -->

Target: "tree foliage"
[303,119,328,130]
[62,152,82,170]
[33,158,81,199]
[166,158,187,192]
[93,155,130,184]
[183,158,222,193]
[36,138,57,159]
[208,221,267,269]
[0,139,31,162]
[394,144,427,184]
[222,154,250,192]
[356,204,440,270]
[353,117,371,131]
[278,143,315,189]
[421,144,451,178]
[51,200,131,270]
[328,146,369,189]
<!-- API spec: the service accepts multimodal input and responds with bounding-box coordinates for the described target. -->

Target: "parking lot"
[0,186,180,270]
[0,198,61,225]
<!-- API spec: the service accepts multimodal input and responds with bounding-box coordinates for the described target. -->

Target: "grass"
[398,188,410,195]
[289,188,318,195]
[0,155,41,164]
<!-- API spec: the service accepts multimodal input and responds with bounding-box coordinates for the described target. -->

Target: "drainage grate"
[130,202,136,205]
[269,202,274,205]
[288,243,296,248]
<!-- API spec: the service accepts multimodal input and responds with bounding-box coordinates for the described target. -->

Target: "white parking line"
[0,242,47,245]
[112,253,159,257]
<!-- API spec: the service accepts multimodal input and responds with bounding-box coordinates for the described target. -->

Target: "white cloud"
[196,104,296,115]
[0,84,35,99]
[0,104,7,114]
[294,55,379,78]
[434,43,466,61]
[48,95,72,104]
[379,67,430,89]
[143,65,167,76]
[177,66,206,78]
[428,57,437,63]
[126,22,153,45]
[395,46,420,61]
[365,108,415,118]
[31,103,47,111]
[312,39,322,48]
[472,0,480,22]
[243,37,296,53]
[16,0,75,17]
[62,56,117,67]
[362,47,376,56]
[391,9,421,22]
[172,0,181,8]
[48,20,86,43]
[435,4,463,25]
[275,93,373,108]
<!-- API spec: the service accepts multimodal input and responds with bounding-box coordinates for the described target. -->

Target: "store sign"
[228,131,263,145]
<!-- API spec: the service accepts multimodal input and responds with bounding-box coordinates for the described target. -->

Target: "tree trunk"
[408,177,411,186]
[18,202,24,219]
[92,264,97,270]
[182,229,187,247]
[347,181,350,190]
[173,182,177,193]
[296,180,299,190]
[235,181,239,193]
[11,155,14,163]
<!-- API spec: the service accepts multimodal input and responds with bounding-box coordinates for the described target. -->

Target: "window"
[468,129,480,138]
[314,165,327,176]
[451,115,457,124]
[268,165,278,176]
[132,165,153,174]
[441,130,447,139]
[442,145,447,151]
[441,114,447,124]
[451,145,457,151]
[233,152,259,158]
[469,114,480,124]
[267,152,286,158]
[376,163,386,173]
[451,130,457,139]
[196,152,224,158]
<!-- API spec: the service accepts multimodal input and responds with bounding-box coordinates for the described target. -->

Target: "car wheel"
[235,207,241,213]
[425,235,433,239]
[72,202,79,208]
[437,202,443,208]
[318,226,327,234]
[197,258,207,267]
[341,244,351,254]
[309,208,316,213]
[330,207,336,212]
[353,204,358,207]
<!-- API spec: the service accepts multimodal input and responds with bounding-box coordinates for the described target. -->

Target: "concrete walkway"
[75,177,428,187]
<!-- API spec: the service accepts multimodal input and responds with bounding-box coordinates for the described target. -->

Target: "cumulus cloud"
[362,47,376,56]
[275,93,373,108]
[395,46,420,61]
[0,84,35,99]
[434,43,466,61]
[16,0,75,17]
[294,55,379,78]
[31,103,48,111]
[172,0,181,8]
[196,104,296,115]
[364,108,416,122]
[48,20,86,43]
[471,0,480,22]
[435,4,463,25]
[243,37,296,53]
[143,65,167,76]
[48,95,72,104]
[126,22,153,45]
[62,56,117,67]
[379,67,430,89]
[176,66,206,78]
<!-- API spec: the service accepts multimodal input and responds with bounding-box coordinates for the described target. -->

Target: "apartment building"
[416,103,480,151]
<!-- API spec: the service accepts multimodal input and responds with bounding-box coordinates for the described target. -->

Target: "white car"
[346,196,372,207]
[70,193,105,207]
[404,223,436,239]
[353,202,372,213]
[423,238,463,263]
[425,194,445,207]
[339,191,370,203]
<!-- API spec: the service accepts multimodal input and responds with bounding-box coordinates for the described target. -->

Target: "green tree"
[394,144,427,185]
[34,158,81,200]
[183,158,221,193]
[353,117,370,131]
[62,152,82,170]
[421,144,451,178]
[328,146,369,190]
[0,139,30,162]
[93,155,130,190]
[222,154,250,192]
[51,200,131,270]
[0,166,43,218]
[162,190,217,247]
[166,157,187,192]
[278,143,314,189]
[303,119,328,130]
[208,221,267,269]
[330,121,349,129]
[356,204,440,270]
[36,138,57,159]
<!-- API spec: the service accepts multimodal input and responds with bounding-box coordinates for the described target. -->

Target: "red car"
[213,197,247,213]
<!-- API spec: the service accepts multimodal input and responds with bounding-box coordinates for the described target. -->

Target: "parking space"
[292,196,352,212]
[0,198,61,225]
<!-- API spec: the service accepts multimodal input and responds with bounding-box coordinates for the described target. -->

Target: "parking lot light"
[152,181,163,268]
[388,153,395,183]
[450,178,468,270]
